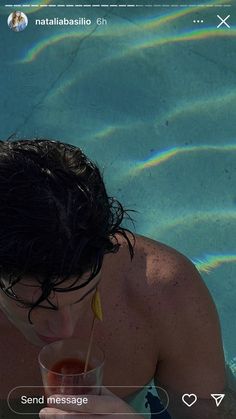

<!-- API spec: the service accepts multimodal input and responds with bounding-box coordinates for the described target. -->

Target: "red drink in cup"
[50,357,91,375]
[38,339,104,397]
[47,357,93,395]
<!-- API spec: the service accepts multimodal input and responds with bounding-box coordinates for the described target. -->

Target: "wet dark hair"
[0,139,135,323]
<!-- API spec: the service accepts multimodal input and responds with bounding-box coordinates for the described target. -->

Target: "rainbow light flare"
[125,27,235,56]
[19,31,88,63]
[131,144,236,174]
[193,254,236,274]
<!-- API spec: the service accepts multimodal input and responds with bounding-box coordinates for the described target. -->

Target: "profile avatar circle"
[8,11,28,32]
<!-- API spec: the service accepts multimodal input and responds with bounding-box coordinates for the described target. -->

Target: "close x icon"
[217,14,231,28]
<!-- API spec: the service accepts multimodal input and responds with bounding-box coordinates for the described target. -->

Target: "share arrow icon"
[211,394,225,407]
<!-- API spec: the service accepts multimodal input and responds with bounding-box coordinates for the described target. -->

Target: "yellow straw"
[84,288,103,373]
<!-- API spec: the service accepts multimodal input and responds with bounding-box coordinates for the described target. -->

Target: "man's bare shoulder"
[131,233,194,286]
[128,234,213,320]
[115,232,211,312]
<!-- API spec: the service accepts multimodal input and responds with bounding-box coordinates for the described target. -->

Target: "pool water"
[0,0,236,416]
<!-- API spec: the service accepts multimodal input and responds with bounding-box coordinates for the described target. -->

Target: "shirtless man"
[0,139,235,419]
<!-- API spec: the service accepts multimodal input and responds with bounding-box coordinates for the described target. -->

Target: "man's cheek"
[0,298,30,329]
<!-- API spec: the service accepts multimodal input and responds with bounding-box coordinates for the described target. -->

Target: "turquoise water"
[0,0,236,406]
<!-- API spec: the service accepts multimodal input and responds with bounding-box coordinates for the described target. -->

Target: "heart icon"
[182,393,197,407]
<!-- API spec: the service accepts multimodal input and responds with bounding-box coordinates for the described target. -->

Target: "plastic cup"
[38,339,104,397]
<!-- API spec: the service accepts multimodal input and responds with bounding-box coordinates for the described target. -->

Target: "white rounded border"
[7,10,28,31]
[7,385,169,415]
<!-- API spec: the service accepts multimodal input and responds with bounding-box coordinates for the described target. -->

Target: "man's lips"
[36,333,63,343]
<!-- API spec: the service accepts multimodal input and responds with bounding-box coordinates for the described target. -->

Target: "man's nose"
[48,305,75,338]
